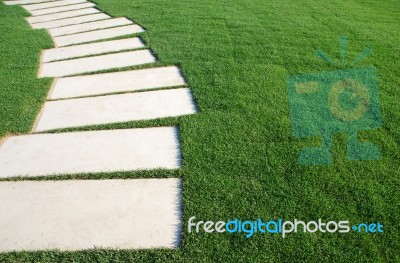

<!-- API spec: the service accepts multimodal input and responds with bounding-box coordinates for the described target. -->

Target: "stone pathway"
[0,0,196,252]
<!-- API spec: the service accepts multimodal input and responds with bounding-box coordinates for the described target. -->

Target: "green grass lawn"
[1,0,400,262]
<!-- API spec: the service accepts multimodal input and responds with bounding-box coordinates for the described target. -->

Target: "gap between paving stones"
[48,17,133,37]
[33,88,197,132]
[27,7,101,24]
[0,168,182,182]
[41,37,145,62]
[29,2,96,16]
[39,49,156,77]
[22,0,88,11]
[47,66,187,99]
[52,24,145,47]
[30,13,111,29]
[42,46,150,64]
[48,84,190,102]
[4,0,55,6]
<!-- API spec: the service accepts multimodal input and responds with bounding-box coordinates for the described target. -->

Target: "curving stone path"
[0,0,197,252]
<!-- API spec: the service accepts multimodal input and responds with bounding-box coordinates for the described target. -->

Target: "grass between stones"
[1,0,400,262]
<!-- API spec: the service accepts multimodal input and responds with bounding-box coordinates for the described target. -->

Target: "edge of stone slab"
[0,134,13,148]
[30,87,50,133]
[46,77,59,101]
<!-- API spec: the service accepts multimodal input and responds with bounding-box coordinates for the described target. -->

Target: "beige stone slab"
[34,88,197,131]
[23,0,88,11]
[29,2,95,16]
[27,7,100,24]
[42,37,144,63]
[31,13,111,29]
[0,127,181,178]
[0,178,181,251]
[53,24,145,47]
[49,66,186,99]
[39,49,156,78]
[4,0,55,5]
[49,17,133,37]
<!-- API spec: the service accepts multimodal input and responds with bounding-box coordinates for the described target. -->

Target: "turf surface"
[0,0,399,262]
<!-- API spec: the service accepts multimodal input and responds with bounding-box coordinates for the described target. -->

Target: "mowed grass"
[0,5,52,138]
[1,0,400,262]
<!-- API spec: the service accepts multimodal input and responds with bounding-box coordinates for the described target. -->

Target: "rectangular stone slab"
[42,37,145,63]
[23,0,88,11]
[29,2,95,16]
[31,13,111,29]
[50,66,187,99]
[39,49,156,77]
[27,8,100,24]
[0,127,181,177]
[49,17,133,37]
[53,24,145,47]
[4,0,55,5]
[0,178,181,251]
[34,88,196,131]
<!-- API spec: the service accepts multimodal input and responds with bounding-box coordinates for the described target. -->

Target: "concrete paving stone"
[0,127,181,177]
[49,66,187,99]
[39,49,156,77]
[23,0,87,11]
[53,24,145,47]
[29,2,95,16]
[34,88,197,131]
[42,37,144,63]
[31,13,111,29]
[49,17,133,37]
[0,178,181,251]
[27,7,100,24]
[4,0,55,5]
